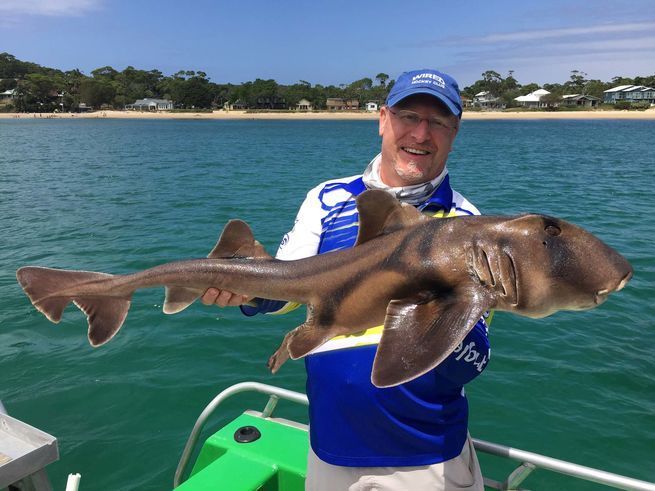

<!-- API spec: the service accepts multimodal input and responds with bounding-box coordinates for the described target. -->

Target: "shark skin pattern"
[16,190,632,387]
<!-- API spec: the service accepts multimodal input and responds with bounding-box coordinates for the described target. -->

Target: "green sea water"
[1,118,653,490]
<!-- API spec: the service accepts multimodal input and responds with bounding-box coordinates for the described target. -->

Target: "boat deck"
[177,411,308,491]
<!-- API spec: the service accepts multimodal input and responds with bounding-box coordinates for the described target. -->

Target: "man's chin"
[393,162,429,185]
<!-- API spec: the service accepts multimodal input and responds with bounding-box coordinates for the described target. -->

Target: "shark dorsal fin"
[163,220,272,315]
[354,190,427,246]
[208,219,272,259]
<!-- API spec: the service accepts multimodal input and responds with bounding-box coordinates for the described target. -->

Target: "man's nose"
[410,118,431,141]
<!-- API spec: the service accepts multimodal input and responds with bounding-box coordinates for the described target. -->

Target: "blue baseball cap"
[386,69,462,118]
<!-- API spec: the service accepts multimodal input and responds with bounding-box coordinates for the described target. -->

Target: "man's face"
[378,94,459,187]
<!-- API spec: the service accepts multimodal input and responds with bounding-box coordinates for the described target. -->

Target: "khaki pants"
[306,435,483,491]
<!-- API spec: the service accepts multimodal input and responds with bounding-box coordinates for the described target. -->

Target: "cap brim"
[387,88,461,118]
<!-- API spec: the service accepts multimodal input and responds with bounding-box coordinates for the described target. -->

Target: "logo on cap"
[411,73,446,89]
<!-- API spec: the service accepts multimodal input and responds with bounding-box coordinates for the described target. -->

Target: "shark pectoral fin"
[355,190,427,246]
[268,322,331,373]
[208,220,272,259]
[73,296,132,347]
[163,286,203,314]
[268,306,345,373]
[371,289,490,388]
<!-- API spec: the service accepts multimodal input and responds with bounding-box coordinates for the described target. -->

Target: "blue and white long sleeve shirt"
[242,164,490,467]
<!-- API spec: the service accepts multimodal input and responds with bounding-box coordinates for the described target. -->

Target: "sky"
[1,0,654,88]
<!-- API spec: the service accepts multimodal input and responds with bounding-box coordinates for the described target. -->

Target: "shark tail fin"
[163,220,272,314]
[16,266,131,347]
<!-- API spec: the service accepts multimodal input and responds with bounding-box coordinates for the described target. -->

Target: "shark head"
[476,214,633,318]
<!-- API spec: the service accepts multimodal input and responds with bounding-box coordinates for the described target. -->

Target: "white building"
[473,91,501,108]
[296,98,313,111]
[366,102,379,111]
[126,98,173,111]
[0,88,16,102]
[514,89,550,108]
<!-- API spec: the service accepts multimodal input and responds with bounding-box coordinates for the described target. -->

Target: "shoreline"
[1,109,655,120]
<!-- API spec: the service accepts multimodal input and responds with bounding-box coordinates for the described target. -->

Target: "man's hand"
[201,288,252,307]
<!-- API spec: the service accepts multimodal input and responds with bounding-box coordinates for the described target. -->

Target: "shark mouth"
[594,270,632,305]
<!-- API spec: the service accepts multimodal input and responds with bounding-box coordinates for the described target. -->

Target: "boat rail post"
[261,395,279,418]
[503,462,536,490]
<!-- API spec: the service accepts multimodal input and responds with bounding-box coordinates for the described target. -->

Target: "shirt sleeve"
[275,185,323,261]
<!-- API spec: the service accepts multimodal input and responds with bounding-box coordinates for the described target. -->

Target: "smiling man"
[202,69,489,490]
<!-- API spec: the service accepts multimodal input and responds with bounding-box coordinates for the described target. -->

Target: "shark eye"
[545,225,561,236]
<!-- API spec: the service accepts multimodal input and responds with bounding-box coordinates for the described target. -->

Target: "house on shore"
[365,102,379,112]
[326,98,359,111]
[473,91,502,109]
[0,88,16,103]
[514,89,550,108]
[296,98,313,111]
[603,85,655,104]
[126,98,173,111]
[561,94,601,107]
[224,99,248,110]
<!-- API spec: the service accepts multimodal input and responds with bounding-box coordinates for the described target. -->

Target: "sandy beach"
[1,108,655,120]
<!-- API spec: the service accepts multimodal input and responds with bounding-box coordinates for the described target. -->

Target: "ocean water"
[0,118,653,490]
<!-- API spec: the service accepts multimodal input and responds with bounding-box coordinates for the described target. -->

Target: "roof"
[132,98,171,104]
[604,85,654,93]
[562,94,601,101]
[515,88,550,102]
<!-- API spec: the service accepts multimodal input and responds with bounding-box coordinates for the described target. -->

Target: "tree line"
[0,53,391,112]
[1,53,654,112]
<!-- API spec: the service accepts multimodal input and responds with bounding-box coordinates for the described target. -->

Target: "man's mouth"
[402,147,431,156]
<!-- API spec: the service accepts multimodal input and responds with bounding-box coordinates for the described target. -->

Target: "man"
[202,69,489,490]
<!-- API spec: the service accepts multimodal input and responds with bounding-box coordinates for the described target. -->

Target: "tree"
[481,70,503,95]
[62,69,85,110]
[565,70,589,94]
[16,73,62,111]
[585,79,610,99]
[91,66,119,80]
[79,78,116,108]
[611,76,631,85]
[375,73,389,87]
[501,70,519,92]
[541,92,562,107]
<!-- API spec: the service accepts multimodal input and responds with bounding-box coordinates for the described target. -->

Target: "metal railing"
[174,382,655,490]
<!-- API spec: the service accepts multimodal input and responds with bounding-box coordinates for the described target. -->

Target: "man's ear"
[379,105,389,137]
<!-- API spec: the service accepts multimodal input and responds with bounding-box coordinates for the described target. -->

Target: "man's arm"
[201,186,323,310]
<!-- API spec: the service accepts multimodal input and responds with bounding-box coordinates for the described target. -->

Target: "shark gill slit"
[481,248,494,286]
[506,251,519,306]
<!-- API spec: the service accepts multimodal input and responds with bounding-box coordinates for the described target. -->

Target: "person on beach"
[202,68,489,490]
